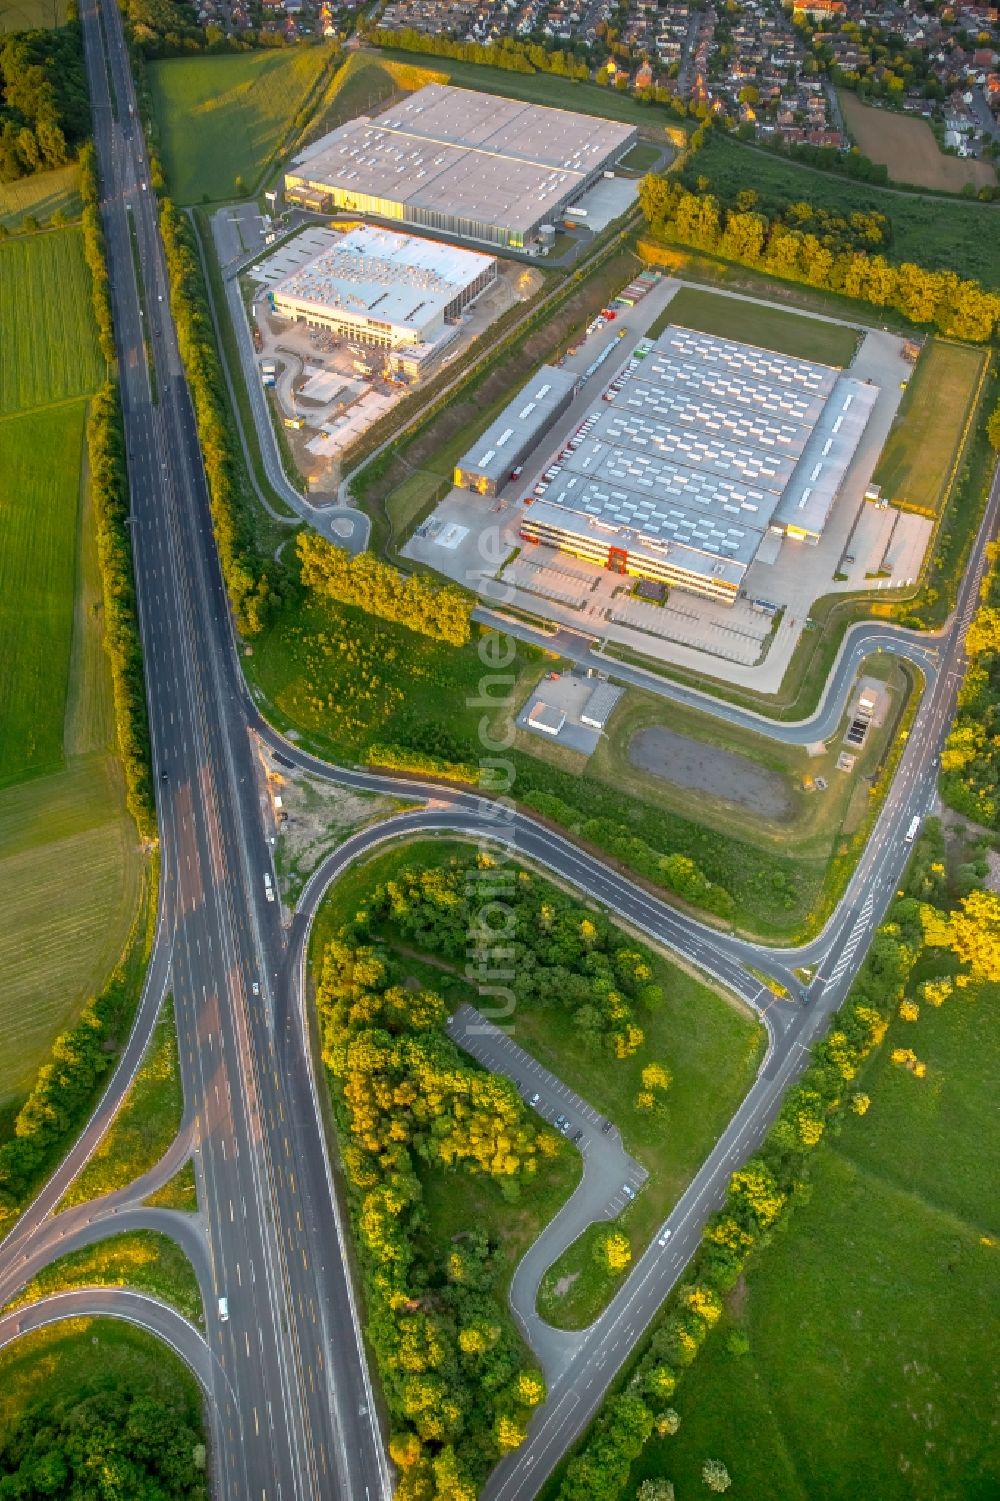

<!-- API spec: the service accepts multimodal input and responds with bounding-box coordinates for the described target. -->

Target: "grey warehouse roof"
[287,83,636,235]
[458,365,578,483]
[528,323,876,579]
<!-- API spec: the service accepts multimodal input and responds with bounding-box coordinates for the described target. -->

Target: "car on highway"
[657,1227,672,1247]
[251,981,260,996]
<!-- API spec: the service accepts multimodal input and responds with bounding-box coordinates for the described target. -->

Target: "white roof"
[270,225,494,333]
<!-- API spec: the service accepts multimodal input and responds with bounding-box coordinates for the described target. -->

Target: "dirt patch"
[839,93,996,194]
[627,725,794,822]
[258,745,402,902]
[550,1272,580,1299]
[727,1272,748,1320]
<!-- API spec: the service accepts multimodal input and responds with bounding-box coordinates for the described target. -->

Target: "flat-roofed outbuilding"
[454,365,579,496]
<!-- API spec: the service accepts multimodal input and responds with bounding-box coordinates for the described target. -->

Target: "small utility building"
[454,365,578,496]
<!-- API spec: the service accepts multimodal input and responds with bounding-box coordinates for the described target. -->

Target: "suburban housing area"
[1,9,999,1501]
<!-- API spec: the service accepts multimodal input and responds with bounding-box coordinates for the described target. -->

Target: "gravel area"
[627,725,794,821]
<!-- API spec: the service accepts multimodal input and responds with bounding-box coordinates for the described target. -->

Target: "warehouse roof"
[457,365,579,483]
[270,225,494,332]
[537,325,876,563]
[287,83,636,235]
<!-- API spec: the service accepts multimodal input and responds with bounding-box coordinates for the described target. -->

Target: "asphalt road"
[448,1004,647,1384]
[0,6,995,1497]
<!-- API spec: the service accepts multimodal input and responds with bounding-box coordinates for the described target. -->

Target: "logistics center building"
[519,326,878,603]
[284,82,637,249]
[454,365,579,495]
[268,225,497,349]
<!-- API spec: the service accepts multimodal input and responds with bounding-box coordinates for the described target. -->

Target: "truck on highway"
[905,815,921,843]
[218,1297,229,1321]
[263,872,275,902]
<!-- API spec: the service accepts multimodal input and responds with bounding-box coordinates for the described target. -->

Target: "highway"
[0,2,995,1496]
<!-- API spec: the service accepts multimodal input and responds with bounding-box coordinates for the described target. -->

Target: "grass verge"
[6,1230,204,1326]
[649,284,860,365]
[60,997,185,1209]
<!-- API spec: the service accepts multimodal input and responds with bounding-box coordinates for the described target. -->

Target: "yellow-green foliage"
[62,998,184,1208]
[7,1231,202,1324]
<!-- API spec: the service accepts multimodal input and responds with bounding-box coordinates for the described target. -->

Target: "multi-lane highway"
[0,2,996,1496]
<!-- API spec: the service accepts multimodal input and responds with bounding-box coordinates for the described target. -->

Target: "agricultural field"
[652,286,859,366]
[0,164,80,231]
[687,132,1000,287]
[0,0,64,29]
[630,976,1000,1501]
[839,92,996,195]
[871,337,988,517]
[0,233,143,1107]
[0,231,102,415]
[148,45,334,203]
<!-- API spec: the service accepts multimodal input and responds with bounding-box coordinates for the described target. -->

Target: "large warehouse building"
[519,326,878,603]
[268,225,497,349]
[454,365,579,495]
[284,82,637,249]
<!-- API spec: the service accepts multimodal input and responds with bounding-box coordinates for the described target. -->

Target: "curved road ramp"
[447,1004,647,1383]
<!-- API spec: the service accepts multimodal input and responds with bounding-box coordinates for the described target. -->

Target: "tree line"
[638,173,1000,343]
[365,27,590,82]
[0,956,146,1222]
[316,871,554,1498]
[0,22,89,183]
[79,141,115,363]
[553,821,995,1500]
[0,1372,207,1498]
[522,788,736,921]
[87,385,156,841]
[298,533,472,647]
[158,197,275,635]
[939,403,1000,827]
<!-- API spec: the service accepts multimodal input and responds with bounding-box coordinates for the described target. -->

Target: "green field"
[652,287,860,366]
[0,164,81,230]
[372,45,684,130]
[631,979,1000,1501]
[148,47,334,203]
[62,999,185,1208]
[0,404,87,784]
[0,234,143,1107]
[871,337,987,516]
[0,231,102,415]
[0,0,65,29]
[687,133,1000,287]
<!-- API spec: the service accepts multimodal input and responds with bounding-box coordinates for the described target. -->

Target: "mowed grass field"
[0,232,144,1106]
[652,286,859,365]
[631,979,1000,1501]
[687,132,1000,287]
[0,0,65,30]
[148,46,334,203]
[839,92,996,195]
[871,337,987,516]
[0,164,81,231]
[0,231,102,415]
